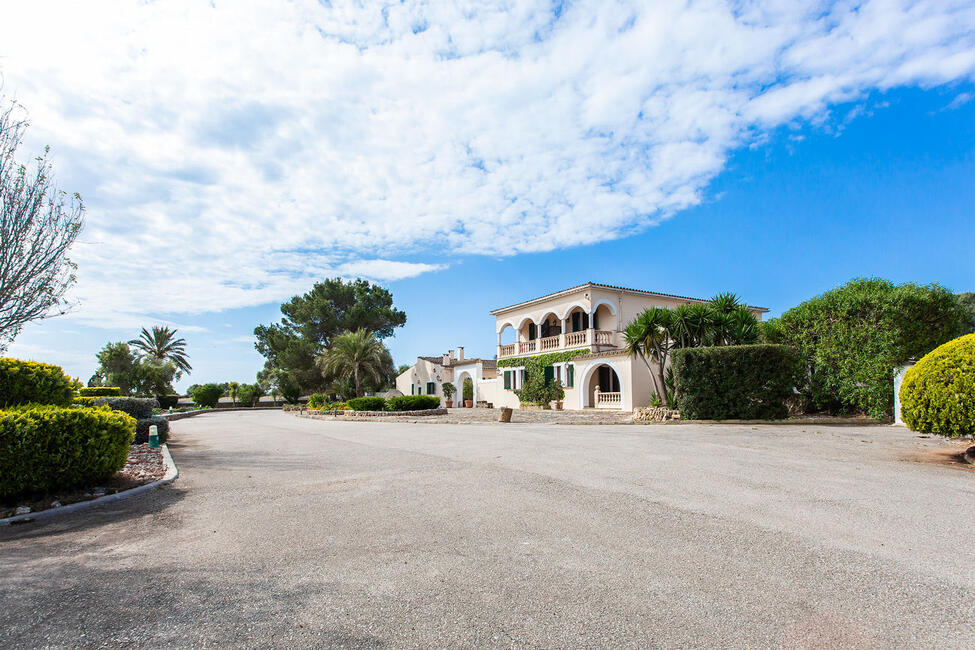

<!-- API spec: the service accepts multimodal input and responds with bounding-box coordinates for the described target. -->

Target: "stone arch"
[578,360,624,409]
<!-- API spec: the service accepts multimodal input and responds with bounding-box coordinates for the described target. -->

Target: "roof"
[417,356,495,369]
[489,282,768,315]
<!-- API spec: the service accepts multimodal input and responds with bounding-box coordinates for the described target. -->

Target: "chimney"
[442,352,450,366]
[448,349,455,362]
[457,347,464,362]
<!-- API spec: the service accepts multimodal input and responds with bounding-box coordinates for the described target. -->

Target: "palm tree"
[318,329,388,398]
[128,326,191,374]
[623,307,673,406]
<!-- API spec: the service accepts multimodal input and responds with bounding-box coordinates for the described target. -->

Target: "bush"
[387,395,440,411]
[280,381,301,404]
[156,394,180,409]
[346,396,387,411]
[237,383,265,407]
[0,405,135,498]
[78,386,122,397]
[135,415,170,444]
[900,334,975,437]
[0,358,75,408]
[767,279,968,418]
[307,393,327,409]
[191,383,224,408]
[84,397,158,420]
[671,345,802,420]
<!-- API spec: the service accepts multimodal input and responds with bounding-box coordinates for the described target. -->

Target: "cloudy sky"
[2,0,974,388]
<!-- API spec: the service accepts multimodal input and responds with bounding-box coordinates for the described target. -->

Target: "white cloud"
[0,0,973,326]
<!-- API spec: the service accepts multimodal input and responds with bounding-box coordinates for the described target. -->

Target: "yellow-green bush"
[900,334,975,437]
[0,405,135,498]
[0,358,75,408]
[78,386,122,397]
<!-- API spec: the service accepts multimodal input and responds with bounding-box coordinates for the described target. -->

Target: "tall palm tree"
[623,307,673,406]
[128,326,192,374]
[318,329,387,398]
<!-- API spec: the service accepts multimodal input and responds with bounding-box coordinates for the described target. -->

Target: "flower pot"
[464,399,473,408]
[554,401,563,410]
[445,400,453,408]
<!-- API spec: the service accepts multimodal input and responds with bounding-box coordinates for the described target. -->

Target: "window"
[567,364,574,388]
[504,370,511,390]
[426,382,435,395]
[411,384,415,395]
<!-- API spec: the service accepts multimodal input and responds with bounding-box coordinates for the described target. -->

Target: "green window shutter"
[427,382,435,394]
[567,364,574,388]
[544,366,554,382]
[411,384,415,395]
[504,371,511,389]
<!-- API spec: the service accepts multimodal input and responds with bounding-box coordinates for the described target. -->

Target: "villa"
[399,282,767,411]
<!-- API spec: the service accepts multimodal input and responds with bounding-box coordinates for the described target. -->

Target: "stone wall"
[633,407,681,422]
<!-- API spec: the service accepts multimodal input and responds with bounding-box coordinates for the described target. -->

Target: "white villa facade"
[397,282,766,411]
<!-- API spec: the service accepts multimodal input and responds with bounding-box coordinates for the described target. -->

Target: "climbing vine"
[496,349,589,368]
[498,349,590,405]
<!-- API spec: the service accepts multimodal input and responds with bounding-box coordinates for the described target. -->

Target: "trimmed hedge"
[156,395,180,409]
[191,383,224,408]
[900,333,975,437]
[0,405,135,498]
[0,358,74,408]
[387,395,440,411]
[78,386,122,397]
[135,415,170,444]
[86,397,158,420]
[671,344,802,420]
[346,396,387,411]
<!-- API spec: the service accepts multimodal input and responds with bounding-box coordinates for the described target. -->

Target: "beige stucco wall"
[395,358,453,405]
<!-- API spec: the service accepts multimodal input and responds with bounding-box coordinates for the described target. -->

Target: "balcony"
[497,329,618,359]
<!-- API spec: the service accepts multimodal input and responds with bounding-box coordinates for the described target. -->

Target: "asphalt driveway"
[2,411,974,648]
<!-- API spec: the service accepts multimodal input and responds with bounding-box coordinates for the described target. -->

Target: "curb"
[0,443,179,527]
[163,406,281,421]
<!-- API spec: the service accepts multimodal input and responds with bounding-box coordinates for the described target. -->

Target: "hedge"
[156,395,180,409]
[191,384,224,408]
[135,415,170,444]
[78,387,122,397]
[0,405,135,498]
[346,396,387,411]
[900,333,975,437]
[236,383,264,407]
[387,395,440,411]
[0,358,75,408]
[83,397,158,420]
[671,344,802,420]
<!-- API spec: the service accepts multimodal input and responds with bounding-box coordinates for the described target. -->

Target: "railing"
[520,340,537,354]
[595,391,621,406]
[564,330,587,347]
[499,343,515,357]
[540,335,561,351]
[594,330,614,345]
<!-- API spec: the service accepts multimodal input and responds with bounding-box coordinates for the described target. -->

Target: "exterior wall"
[395,358,451,405]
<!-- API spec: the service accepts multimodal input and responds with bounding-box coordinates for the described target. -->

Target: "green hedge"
[0,358,75,408]
[191,384,224,408]
[900,334,975,437]
[78,386,122,397]
[79,397,157,420]
[156,395,180,409]
[135,415,170,444]
[671,345,802,420]
[387,395,440,411]
[346,396,387,411]
[0,405,135,498]
[236,383,264,407]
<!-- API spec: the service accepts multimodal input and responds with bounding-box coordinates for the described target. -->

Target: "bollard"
[499,407,513,423]
[148,424,160,448]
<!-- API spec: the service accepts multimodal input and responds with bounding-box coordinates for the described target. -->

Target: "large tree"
[318,329,390,398]
[128,326,192,375]
[255,278,406,391]
[0,99,84,351]
[89,341,178,396]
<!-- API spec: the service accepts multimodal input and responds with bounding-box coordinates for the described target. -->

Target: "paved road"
[2,412,974,648]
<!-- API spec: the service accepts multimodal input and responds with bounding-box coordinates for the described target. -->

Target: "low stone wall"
[162,406,282,421]
[633,407,681,422]
[297,408,448,418]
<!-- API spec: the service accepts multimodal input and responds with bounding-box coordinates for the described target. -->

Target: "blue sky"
[1,2,974,390]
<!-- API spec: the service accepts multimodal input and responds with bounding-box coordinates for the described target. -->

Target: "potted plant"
[463,378,474,408]
[441,381,456,408]
[549,381,565,410]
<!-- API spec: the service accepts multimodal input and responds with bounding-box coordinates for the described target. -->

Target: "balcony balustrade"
[497,329,618,359]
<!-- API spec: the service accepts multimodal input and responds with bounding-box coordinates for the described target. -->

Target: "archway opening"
[456,371,474,408]
[586,364,622,409]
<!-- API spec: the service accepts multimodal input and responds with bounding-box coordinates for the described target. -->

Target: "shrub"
[0,358,75,407]
[156,394,180,409]
[135,415,170,444]
[280,381,301,404]
[191,383,224,408]
[307,393,327,409]
[900,334,975,437]
[0,405,135,498]
[671,344,802,420]
[387,395,440,411]
[463,378,474,400]
[767,279,968,418]
[78,386,122,397]
[237,383,265,407]
[84,397,158,420]
[346,396,387,411]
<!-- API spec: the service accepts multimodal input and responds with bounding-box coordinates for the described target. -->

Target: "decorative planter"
[445,400,453,408]
[554,401,563,411]
[464,399,474,408]
[499,407,513,423]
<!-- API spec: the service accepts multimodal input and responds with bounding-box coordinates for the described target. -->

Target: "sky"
[1,0,973,390]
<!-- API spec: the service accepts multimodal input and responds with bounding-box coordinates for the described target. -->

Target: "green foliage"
[135,415,169,444]
[254,278,406,393]
[307,393,327,409]
[462,377,474,400]
[236,383,265,407]
[191,383,224,408]
[80,397,157,420]
[387,395,440,411]
[959,292,975,334]
[771,278,967,418]
[280,378,301,404]
[497,349,590,368]
[90,342,177,396]
[671,345,803,420]
[128,326,191,375]
[346,396,387,411]
[134,358,178,397]
[227,381,240,405]
[441,381,455,400]
[0,405,134,498]
[78,386,122,397]
[499,350,589,406]
[900,334,975,437]
[319,329,392,398]
[0,358,74,407]
[156,394,179,409]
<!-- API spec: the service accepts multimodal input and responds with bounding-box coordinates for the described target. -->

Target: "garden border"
[162,406,282,421]
[0,443,179,527]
